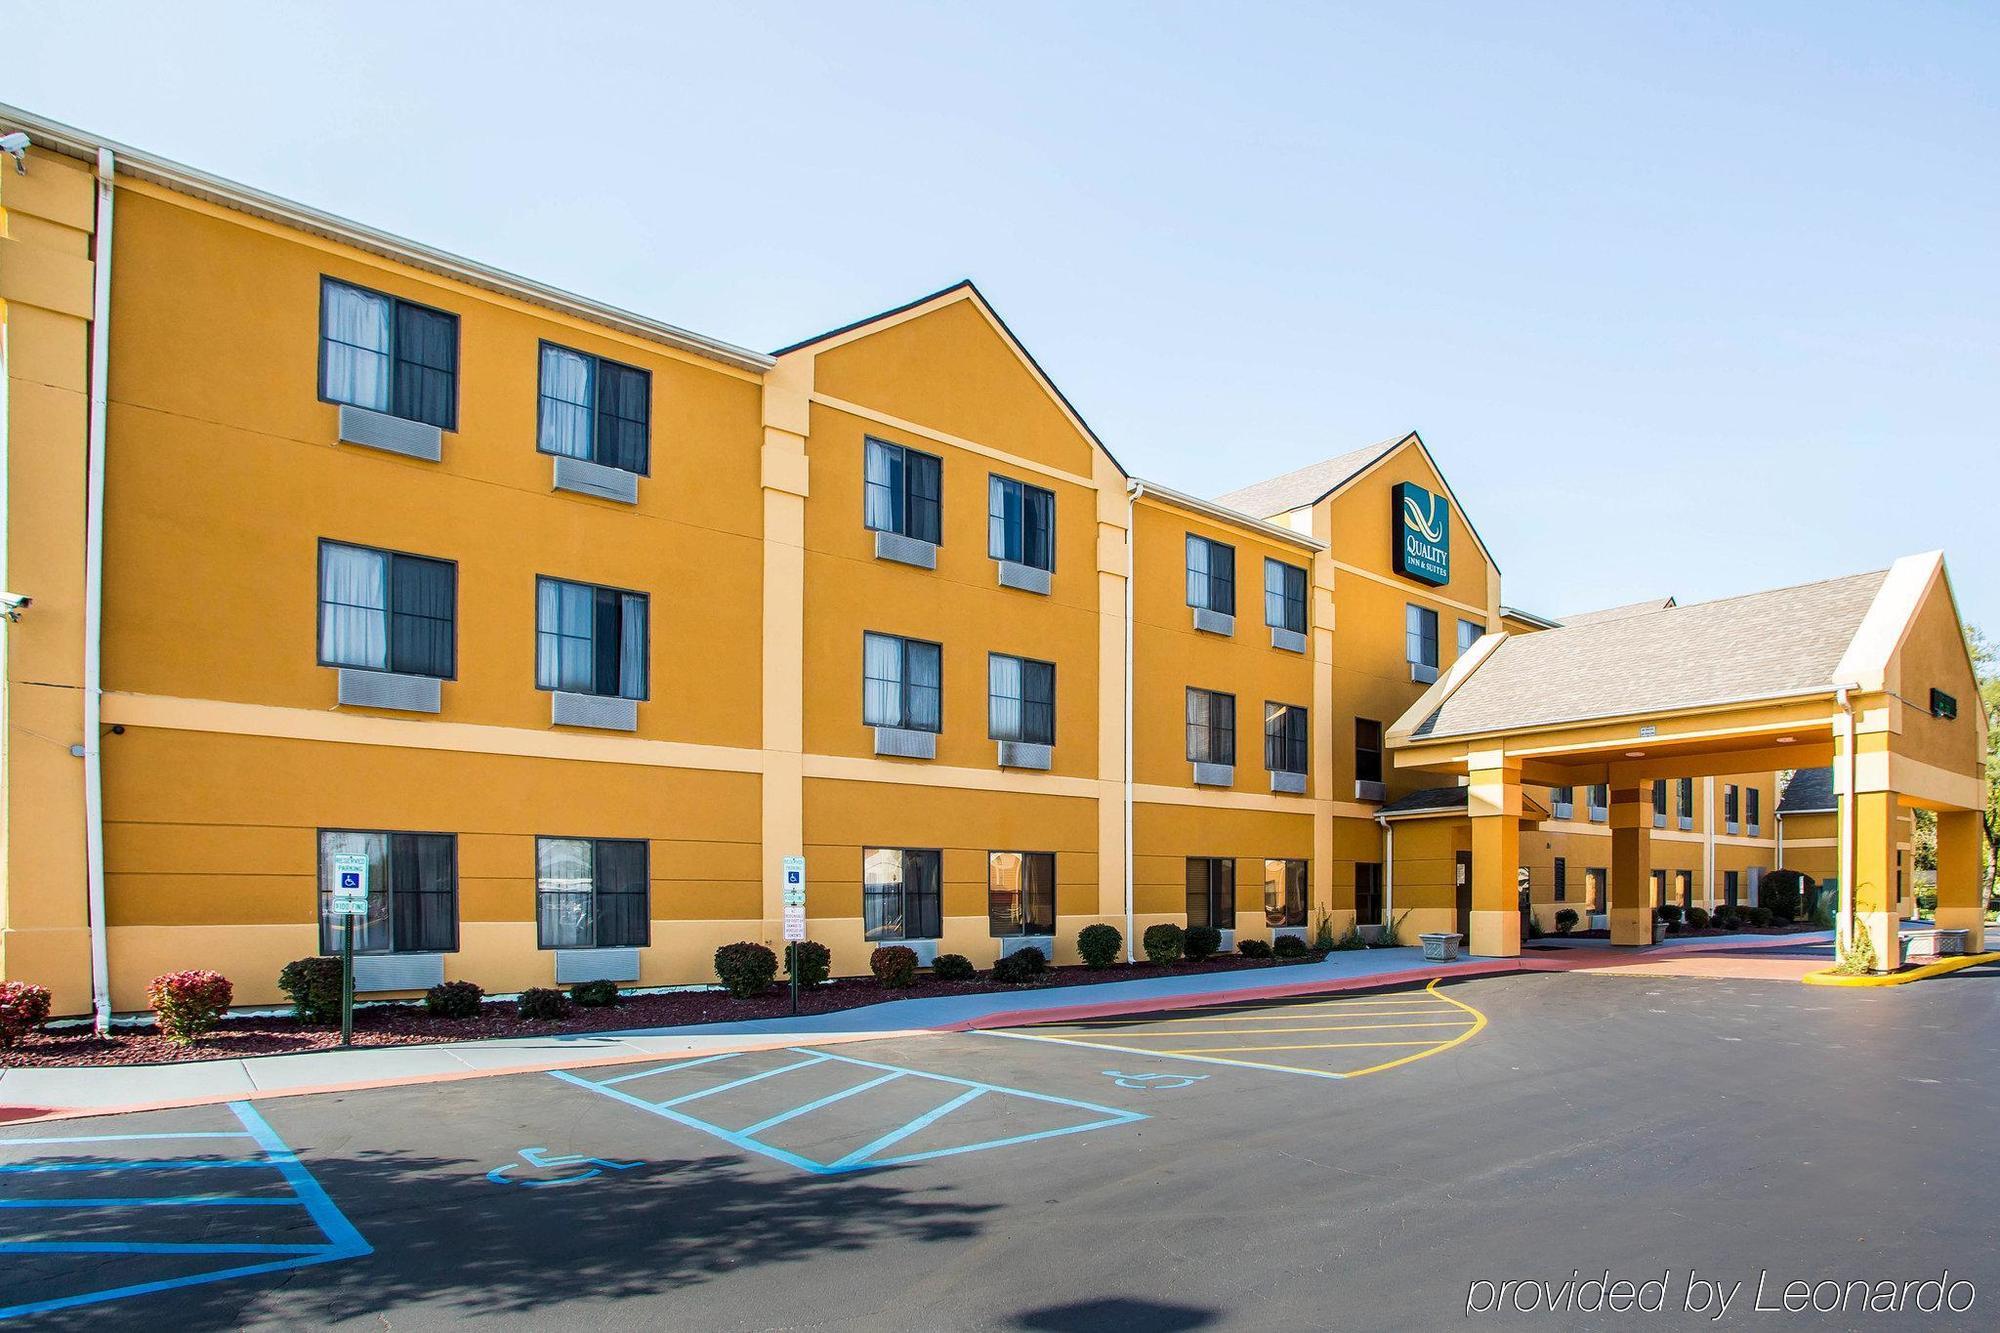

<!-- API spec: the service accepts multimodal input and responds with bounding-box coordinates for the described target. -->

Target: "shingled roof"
[1213,435,1408,519]
[1403,568,1890,741]
[1558,597,1677,627]
[1777,767,1836,814]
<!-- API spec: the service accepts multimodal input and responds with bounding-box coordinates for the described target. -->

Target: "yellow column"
[1609,782,1654,947]
[1467,754,1522,958]
[1935,809,1986,953]
[1845,788,1903,972]
[758,354,812,950]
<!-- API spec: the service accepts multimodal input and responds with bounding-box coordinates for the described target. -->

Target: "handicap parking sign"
[330,854,370,915]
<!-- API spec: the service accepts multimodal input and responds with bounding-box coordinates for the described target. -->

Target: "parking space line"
[1095,1020,1475,1038]
[737,1071,905,1136]
[598,1052,744,1086]
[0,1196,300,1209]
[1072,1006,1455,1026]
[979,1029,1350,1080]
[1157,1039,1446,1053]
[828,1088,987,1169]
[1340,979,1490,1078]
[656,1054,830,1108]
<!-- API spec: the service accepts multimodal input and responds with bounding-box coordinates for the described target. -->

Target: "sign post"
[782,856,807,1017]
[329,853,370,1048]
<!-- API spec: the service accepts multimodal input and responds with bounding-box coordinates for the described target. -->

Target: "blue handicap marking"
[553,1047,1146,1176]
[0,1100,369,1321]
[486,1146,642,1188]
[1104,1070,1211,1090]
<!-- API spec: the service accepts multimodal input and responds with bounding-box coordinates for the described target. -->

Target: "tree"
[1968,624,2000,894]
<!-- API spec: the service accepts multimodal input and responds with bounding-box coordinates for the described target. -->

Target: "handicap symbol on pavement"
[487,1146,643,1187]
[1104,1070,1211,1090]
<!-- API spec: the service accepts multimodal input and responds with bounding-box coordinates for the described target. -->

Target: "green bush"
[714,942,780,997]
[870,945,919,988]
[1811,894,1836,929]
[1311,911,1338,953]
[1744,905,1774,928]
[570,979,621,1008]
[991,946,1048,984]
[1760,870,1809,922]
[1371,911,1410,948]
[1077,923,1123,969]
[1711,909,1741,932]
[277,956,344,1025]
[147,970,233,1046]
[1237,938,1274,959]
[1331,922,1368,951]
[424,979,485,1019]
[0,981,54,1049]
[1554,908,1580,935]
[1835,921,1878,975]
[1525,913,1545,940]
[1655,904,1684,927]
[1142,922,1185,965]
[516,986,568,1021]
[1915,886,1939,916]
[787,940,832,988]
[931,952,976,982]
[1184,924,1222,962]
[1272,934,1311,960]
[1685,905,1712,930]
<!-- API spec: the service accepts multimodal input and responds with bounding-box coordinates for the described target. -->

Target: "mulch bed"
[1,950,1336,1069]
[1559,923,1825,942]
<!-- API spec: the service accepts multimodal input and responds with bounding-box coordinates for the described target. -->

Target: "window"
[988,475,1054,571]
[536,577,649,699]
[1355,719,1384,785]
[864,438,942,544]
[1552,787,1575,820]
[1405,604,1439,670]
[1264,559,1307,633]
[1747,787,1761,836]
[1677,871,1692,908]
[1263,858,1307,928]
[864,633,943,732]
[1553,857,1568,902]
[1651,780,1668,828]
[864,847,942,941]
[1587,784,1609,821]
[1186,688,1236,765]
[1186,536,1235,614]
[988,653,1055,745]
[318,830,456,955]
[1587,868,1606,911]
[318,541,455,677]
[989,851,1055,937]
[1724,869,1741,909]
[1264,702,1308,775]
[1723,784,1741,833]
[1677,778,1694,827]
[1650,869,1667,907]
[536,837,648,949]
[1354,862,1384,926]
[1187,857,1236,930]
[537,343,650,474]
[319,278,458,429]
[1457,618,1483,656]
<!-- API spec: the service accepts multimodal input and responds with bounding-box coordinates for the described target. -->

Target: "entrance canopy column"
[1467,751,1522,958]
[1934,809,1985,954]
[1608,781,1654,947]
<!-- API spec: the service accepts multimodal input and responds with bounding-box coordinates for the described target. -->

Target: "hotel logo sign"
[1393,481,1451,586]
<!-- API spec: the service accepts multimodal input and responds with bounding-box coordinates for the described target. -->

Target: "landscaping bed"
[1557,922,1825,941]
[1,949,1332,1069]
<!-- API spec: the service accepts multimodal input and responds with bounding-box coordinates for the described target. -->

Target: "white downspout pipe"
[1836,686,1857,955]
[1123,481,1142,961]
[1378,816,1395,925]
[82,147,115,1033]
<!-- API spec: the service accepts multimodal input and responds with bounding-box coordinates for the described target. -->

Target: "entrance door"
[1455,851,1473,943]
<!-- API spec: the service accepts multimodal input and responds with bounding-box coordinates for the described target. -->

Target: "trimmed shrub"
[931,952,976,982]
[1655,904,1684,927]
[1142,922,1185,966]
[147,969,233,1045]
[1272,934,1311,960]
[1915,886,1939,915]
[1237,938,1274,959]
[871,945,919,988]
[517,987,568,1021]
[1685,905,1712,931]
[570,979,621,1008]
[1184,924,1222,962]
[1760,869,1809,922]
[0,981,53,1049]
[991,946,1048,984]
[787,940,832,988]
[1331,922,1368,951]
[424,980,485,1019]
[277,956,344,1025]
[1077,923,1123,969]
[1554,908,1580,935]
[1744,905,1774,928]
[1711,909,1740,932]
[714,942,780,998]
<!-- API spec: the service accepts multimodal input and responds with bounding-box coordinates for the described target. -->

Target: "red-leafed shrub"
[147,970,233,1045]
[0,981,53,1048]
[870,945,919,988]
[715,942,779,997]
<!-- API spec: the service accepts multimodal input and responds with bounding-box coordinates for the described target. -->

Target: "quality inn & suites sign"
[1393,481,1451,586]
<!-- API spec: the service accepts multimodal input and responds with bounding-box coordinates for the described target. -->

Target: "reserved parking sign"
[330,853,369,916]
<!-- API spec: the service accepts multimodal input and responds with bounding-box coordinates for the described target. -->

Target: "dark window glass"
[1354,862,1384,925]
[1652,781,1668,822]
[864,438,942,544]
[1186,536,1236,614]
[1747,787,1761,831]
[1186,688,1236,765]
[1264,858,1308,927]
[1186,857,1237,930]
[536,577,648,699]
[1264,702,1308,775]
[1355,719,1384,784]
[1677,778,1694,820]
[988,851,1056,937]
[318,278,459,430]
[988,475,1055,571]
[1264,558,1307,632]
[1651,869,1667,906]
[318,541,456,678]
[864,633,943,732]
[1553,857,1568,902]
[1588,784,1609,816]
[536,837,649,949]
[318,830,457,955]
[989,653,1055,745]
[537,343,651,473]
[1724,870,1741,908]
[1405,604,1439,668]
[1552,786,1575,817]
[864,847,942,941]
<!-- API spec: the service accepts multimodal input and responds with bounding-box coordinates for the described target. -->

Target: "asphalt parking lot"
[4,966,1997,1329]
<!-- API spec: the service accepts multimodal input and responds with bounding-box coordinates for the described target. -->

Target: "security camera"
[0,592,31,621]
[0,132,28,174]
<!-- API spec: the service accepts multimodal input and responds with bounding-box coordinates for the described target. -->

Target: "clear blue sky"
[10,2,1996,629]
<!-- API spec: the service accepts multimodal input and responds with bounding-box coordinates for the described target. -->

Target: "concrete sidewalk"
[0,932,1825,1122]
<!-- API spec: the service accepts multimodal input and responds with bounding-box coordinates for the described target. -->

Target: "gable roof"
[772,279,1127,477]
[1399,567,1891,742]
[1777,767,1836,815]
[1377,785,1551,820]
[1212,435,1406,518]
[1558,597,1678,627]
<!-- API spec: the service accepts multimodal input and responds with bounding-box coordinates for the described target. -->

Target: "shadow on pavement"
[1012,1296,1221,1330]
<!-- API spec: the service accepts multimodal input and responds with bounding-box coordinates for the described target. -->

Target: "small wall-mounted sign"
[1930,688,1958,720]
[1392,481,1451,586]
[1638,724,1658,739]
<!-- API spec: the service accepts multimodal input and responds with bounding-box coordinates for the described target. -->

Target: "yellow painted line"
[1157,1039,1446,1053]
[1054,1020,1477,1039]
[1341,978,1490,1077]
[1064,1005,1454,1026]
[1802,951,2000,987]
[977,1028,1350,1081]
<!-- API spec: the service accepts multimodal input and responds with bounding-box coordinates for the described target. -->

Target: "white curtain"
[537,838,594,948]
[322,283,392,411]
[536,580,594,692]
[538,345,594,459]
[905,641,941,731]
[863,633,902,726]
[864,440,901,531]
[618,593,648,699]
[320,545,388,668]
[989,654,1022,740]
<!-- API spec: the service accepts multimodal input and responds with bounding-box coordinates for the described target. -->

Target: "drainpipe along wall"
[81,147,115,1031]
